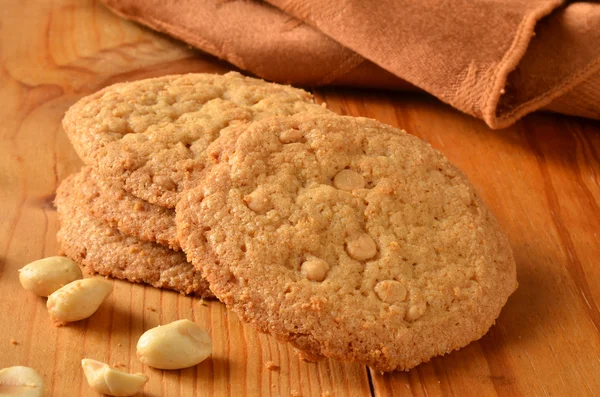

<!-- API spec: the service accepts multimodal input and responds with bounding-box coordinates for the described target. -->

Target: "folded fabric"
[100,0,600,129]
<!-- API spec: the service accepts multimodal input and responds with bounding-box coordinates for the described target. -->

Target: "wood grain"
[1,0,599,396]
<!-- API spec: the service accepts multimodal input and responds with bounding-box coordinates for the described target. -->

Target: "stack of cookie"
[56,72,327,299]
[57,72,517,371]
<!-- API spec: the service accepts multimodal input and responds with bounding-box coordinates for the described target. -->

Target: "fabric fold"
[99,0,600,128]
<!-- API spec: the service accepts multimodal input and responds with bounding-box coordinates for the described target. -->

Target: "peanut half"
[0,366,44,397]
[47,278,113,325]
[136,319,212,370]
[19,256,83,297]
[81,359,148,397]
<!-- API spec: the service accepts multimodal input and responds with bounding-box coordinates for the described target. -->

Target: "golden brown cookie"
[176,115,517,371]
[71,167,179,250]
[56,173,213,297]
[63,72,328,208]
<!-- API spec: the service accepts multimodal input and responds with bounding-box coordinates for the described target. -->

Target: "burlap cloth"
[100,0,600,129]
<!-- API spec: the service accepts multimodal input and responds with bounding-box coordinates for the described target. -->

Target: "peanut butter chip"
[333,170,365,191]
[346,233,377,261]
[301,257,329,282]
[405,301,427,322]
[279,128,304,143]
[245,189,271,214]
[374,280,407,303]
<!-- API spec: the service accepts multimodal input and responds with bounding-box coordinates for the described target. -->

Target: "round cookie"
[71,167,179,250]
[63,72,329,208]
[56,173,213,298]
[176,115,517,371]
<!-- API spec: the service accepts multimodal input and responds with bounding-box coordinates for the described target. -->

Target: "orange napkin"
[100,0,600,128]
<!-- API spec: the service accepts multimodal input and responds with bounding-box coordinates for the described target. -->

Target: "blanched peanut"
[47,278,113,325]
[0,366,45,397]
[136,319,212,370]
[81,359,148,397]
[19,256,83,297]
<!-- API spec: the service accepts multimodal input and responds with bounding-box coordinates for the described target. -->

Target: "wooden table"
[1,1,599,396]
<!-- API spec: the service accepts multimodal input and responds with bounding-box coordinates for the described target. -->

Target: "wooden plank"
[0,0,372,396]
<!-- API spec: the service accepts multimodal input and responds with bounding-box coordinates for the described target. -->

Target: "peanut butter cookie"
[63,72,328,208]
[56,173,213,297]
[176,115,517,371]
[71,167,179,250]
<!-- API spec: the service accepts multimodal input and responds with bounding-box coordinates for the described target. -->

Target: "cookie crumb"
[146,307,157,312]
[296,350,321,362]
[112,361,126,368]
[290,390,301,397]
[321,392,331,397]
[10,338,19,346]
[117,343,122,347]
[265,361,279,371]
[199,299,208,307]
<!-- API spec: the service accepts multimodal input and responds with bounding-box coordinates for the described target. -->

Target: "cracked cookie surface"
[176,114,517,371]
[63,72,328,208]
[56,173,213,297]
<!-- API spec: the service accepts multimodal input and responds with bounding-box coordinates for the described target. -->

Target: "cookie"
[63,72,328,208]
[70,167,179,250]
[176,115,517,371]
[56,173,213,298]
